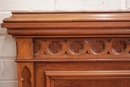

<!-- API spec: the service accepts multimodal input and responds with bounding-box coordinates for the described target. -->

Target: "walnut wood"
[1,11,130,87]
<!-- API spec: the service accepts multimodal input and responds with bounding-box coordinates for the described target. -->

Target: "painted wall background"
[0,0,130,87]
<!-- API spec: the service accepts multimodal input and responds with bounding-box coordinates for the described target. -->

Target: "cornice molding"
[1,11,130,37]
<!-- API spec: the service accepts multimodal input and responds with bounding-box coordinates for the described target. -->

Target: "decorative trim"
[45,70,130,77]
[91,40,105,54]
[34,38,130,58]
[48,41,62,55]
[1,12,130,37]
[69,40,84,54]
[112,40,127,54]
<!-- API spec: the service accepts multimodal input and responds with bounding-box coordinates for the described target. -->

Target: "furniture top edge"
[1,11,130,23]
[11,11,130,14]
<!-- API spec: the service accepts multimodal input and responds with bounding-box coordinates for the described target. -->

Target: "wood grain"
[1,12,130,37]
[1,11,130,87]
[16,39,33,59]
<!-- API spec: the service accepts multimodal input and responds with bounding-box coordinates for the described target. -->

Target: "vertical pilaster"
[16,38,34,87]
[17,63,34,87]
[16,39,33,59]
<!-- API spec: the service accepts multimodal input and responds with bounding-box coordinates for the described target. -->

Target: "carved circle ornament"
[112,40,127,54]
[48,41,62,54]
[69,41,84,54]
[91,40,105,54]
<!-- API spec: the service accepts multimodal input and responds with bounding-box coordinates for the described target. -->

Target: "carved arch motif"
[21,66,31,87]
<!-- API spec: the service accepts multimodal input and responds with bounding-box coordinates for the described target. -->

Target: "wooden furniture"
[1,11,130,87]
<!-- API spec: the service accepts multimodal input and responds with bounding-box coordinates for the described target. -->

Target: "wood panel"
[54,80,130,87]
[35,62,130,87]
[46,71,130,87]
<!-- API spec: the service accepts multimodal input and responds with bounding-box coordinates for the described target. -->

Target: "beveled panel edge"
[44,70,130,85]
[45,70,130,77]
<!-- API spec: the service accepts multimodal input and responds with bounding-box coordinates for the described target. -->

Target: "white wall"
[0,0,130,87]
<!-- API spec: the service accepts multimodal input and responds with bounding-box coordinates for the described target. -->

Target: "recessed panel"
[55,79,130,87]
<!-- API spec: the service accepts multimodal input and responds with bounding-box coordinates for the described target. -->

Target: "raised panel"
[45,71,130,87]
[54,80,126,87]
[35,62,130,87]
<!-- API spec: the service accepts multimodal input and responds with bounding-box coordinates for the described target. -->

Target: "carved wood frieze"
[34,38,130,58]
